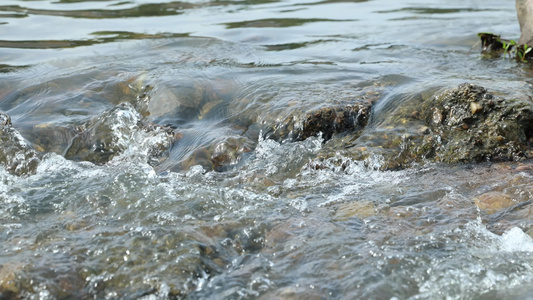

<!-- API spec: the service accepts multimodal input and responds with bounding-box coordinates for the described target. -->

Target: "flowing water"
[2,0,533,299]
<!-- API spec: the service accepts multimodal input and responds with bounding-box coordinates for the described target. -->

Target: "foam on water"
[408,220,533,299]
[4,126,533,299]
[500,227,533,252]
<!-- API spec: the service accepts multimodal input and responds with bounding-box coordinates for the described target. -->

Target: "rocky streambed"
[4,80,533,176]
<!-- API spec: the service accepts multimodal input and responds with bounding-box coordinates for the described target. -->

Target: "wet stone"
[29,124,80,154]
[210,136,254,171]
[334,201,376,221]
[0,112,40,175]
[0,263,24,296]
[267,101,371,143]
[420,83,533,163]
[63,102,173,165]
[318,83,533,170]
[138,78,235,126]
[474,191,516,214]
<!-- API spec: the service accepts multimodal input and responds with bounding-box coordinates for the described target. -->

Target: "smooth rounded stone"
[334,201,376,221]
[157,129,257,172]
[60,211,92,232]
[174,148,214,171]
[264,221,300,252]
[64,102,173,165]
[387,206,419,219]
[474,191,516,214]
[0,112,40,175]
[137,77,236,126]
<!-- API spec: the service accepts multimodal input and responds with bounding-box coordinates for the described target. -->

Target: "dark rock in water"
[266,101,371,143]
[416,83,533,163]
[64,102,173,165]
[0,112,40,175]
[28,124,79,155]
[316,83,533,170]
[209,136,254,171]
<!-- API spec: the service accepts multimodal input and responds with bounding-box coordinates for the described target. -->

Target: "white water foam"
[413,220,533,299]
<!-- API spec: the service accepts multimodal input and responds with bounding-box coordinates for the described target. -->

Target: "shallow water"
[2,0,533,299]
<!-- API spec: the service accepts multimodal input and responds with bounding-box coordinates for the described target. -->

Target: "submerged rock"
[258,285,326,300]
[334,200,376,221]
[8,80,533,173]
[0,262,25,298]
[0,112,40,175]
[135,77,236,126]
[209,136,254,171]
[474,191,516,214]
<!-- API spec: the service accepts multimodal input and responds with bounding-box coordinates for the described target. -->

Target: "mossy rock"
[315,83,533,170]
[416,83,533,163]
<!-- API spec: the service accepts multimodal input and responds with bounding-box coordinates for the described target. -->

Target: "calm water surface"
[2,0,533,299]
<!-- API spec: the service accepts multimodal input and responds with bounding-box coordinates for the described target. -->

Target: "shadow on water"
[0,32,190,49]
[0,3,188,18]
[377,7,499,14]
[0,0,284,19]
[222,17,355,28]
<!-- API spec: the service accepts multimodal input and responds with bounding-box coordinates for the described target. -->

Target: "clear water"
[2,0,533,299]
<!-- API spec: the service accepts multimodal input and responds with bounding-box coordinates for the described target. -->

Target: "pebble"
[470,102,483,114]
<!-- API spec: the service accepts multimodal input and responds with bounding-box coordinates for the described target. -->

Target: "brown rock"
[0,262,24,295]
[334,201,376,221]
[474,191,516,214]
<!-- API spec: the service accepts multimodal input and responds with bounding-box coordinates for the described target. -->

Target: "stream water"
[2,0,533,299]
